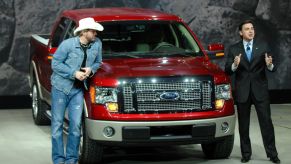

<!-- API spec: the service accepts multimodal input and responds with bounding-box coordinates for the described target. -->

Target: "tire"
[79,121,103,164]
[31,78,51,125]
[201,135,234,159]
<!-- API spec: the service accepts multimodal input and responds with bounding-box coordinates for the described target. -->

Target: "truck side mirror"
[205,43,224,59]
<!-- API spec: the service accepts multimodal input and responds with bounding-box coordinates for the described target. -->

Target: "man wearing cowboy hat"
[51,17,103,164]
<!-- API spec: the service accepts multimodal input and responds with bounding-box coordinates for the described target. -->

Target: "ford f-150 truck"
[29,7,235,163]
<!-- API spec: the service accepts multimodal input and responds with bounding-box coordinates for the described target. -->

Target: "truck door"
[44,17,76,91]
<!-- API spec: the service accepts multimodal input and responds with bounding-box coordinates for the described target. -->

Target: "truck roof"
[62,7,182,22]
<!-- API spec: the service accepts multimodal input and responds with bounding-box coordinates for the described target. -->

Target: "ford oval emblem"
[159,92,180,100]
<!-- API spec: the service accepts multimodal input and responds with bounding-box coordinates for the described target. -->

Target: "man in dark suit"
[225,20,280,163]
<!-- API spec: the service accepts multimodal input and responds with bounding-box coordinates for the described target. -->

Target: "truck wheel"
[201,135,234,159]
[31,80,50,125]
[79,121,103,164]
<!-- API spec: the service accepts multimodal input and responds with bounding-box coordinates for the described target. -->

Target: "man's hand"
[81,67,92,77]
[75,71,87,81]
[265,53,273,67]
[234,54,242,67]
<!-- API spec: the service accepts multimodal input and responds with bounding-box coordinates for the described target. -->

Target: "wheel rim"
[32,84,39,118]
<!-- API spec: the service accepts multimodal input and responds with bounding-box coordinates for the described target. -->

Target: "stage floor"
[0,104,290,164]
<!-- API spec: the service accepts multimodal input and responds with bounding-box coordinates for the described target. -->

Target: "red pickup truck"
[29,7,235,163]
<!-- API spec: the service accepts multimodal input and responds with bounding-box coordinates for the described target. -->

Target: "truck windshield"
[98,21,203,58]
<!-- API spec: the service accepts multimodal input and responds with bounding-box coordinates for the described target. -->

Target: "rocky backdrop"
[0,0,290,95]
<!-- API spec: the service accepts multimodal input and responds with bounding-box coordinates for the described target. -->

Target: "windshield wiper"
[157,51,200,57]
[103,52,139,58]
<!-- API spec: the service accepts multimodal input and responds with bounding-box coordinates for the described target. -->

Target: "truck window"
[174,23,200,53]
[98,20,203,58]
[51,17,73,47]
[63,21,76,41]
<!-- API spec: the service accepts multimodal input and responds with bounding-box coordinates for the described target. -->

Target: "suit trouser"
[236,92,278,158]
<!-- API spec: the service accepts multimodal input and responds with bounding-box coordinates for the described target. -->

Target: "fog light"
[106,102,118,112]
[103,126,115,137]
[221,122,229,133]
[215,99,225,110]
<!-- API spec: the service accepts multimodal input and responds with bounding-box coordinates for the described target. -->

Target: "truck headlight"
[95,88,117,104]
[91,87,118,112]
[215,84,231,100]
[215,84,232,110]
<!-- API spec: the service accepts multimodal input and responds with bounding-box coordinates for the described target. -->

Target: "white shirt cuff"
[267,64,274,71]
[231,63,238,72]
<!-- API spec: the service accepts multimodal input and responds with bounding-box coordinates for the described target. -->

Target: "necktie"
[246,43,252,61]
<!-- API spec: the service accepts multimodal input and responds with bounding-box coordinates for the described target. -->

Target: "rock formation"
[0,0,290,95]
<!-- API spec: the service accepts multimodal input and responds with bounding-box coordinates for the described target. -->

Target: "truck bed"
[31,34,50,46]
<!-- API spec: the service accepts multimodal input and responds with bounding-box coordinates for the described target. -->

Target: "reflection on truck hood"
[98,57,223,78]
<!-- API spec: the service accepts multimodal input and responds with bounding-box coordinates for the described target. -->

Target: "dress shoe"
[270,156,281,163]
[241,157,250,163]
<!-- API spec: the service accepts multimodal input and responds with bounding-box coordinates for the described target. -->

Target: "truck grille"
[118,76,214,113]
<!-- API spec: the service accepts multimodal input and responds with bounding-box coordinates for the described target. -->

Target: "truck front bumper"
[85,115,235,145]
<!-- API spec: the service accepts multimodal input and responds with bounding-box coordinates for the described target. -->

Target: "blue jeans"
[51,86,83,164]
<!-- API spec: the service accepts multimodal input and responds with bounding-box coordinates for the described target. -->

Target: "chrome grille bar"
[119,77,213,113]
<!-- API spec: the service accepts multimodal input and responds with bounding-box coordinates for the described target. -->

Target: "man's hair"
[77,29,90,36]
[239,19,254,31]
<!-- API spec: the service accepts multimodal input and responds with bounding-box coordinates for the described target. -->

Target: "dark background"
[0,0,290,105]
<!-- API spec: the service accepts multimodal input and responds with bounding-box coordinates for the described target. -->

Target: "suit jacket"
[224,39,276,103]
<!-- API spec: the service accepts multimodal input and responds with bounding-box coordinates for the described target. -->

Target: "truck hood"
[98,57,223,78]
